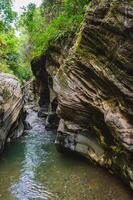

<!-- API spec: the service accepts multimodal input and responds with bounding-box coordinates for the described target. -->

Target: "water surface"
[0,107,132,200]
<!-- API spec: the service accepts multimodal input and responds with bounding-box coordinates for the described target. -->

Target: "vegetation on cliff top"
[20,0,91,58]
[0,0,91,80]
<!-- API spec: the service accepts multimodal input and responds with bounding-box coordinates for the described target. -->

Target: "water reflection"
[10,110,55,200]
[0,107,132,200]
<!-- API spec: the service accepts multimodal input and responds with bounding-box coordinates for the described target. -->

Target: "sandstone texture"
[31,0,133,190]
[54,0,133,189]
[31,38,74,126]
[0,73,24,152]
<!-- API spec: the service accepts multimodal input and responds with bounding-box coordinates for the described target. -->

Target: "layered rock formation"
[0,73,24,152]
[31,38,74,127]
[31,0,133,190]
[54,0,133,189]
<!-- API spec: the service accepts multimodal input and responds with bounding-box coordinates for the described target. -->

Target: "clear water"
[0,108,132,200]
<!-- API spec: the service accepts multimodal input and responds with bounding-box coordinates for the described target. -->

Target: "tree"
[0,0,16,28]
[20,3,36,33]
[0,0,31,80]
[64,0,90,15]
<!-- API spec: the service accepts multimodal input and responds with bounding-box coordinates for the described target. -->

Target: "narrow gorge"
[31,0,133,191]
[0,0,133,199]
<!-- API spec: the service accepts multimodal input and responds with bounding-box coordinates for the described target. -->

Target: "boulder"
[0,73,24,152]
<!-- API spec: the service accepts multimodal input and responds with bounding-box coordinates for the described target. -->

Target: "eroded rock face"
[0,73,24,152]
[31,55,50,110]
[31,38,74,123]
[54,0,133,189]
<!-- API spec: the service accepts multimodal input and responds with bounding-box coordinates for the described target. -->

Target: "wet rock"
[54,0,133,190]
[9,117,24,139]
[45,97,59,130]
[45,111,59,130]
[0,73,24,153]
[38,105,49,118]
[24,120,32,131]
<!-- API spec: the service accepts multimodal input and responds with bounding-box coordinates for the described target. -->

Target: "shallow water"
[0,108,132,200]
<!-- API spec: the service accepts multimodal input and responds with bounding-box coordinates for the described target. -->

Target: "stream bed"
[0,106,132,200]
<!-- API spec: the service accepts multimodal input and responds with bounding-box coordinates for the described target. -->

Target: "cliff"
[0,73,24,152]
[31,0,133,190]
[54,0,133,189]
[31,37,74,126]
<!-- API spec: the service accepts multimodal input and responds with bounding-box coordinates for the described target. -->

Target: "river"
[0,106,132,200]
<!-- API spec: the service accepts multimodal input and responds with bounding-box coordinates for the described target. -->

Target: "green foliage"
[20,0,91,60]
[64,0,90,15]
[0,0,16,28]
[0,29,31,80]
[31,14,83,58]
[0,0,31,80]
[20,3,36,32]
[0,0,91,80]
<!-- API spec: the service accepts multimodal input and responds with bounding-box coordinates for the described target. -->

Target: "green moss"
[3,88,12,101]
[57,68,68,89]
[73,31,82,50]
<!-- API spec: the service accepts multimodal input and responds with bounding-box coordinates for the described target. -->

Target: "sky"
[13,0,42,15]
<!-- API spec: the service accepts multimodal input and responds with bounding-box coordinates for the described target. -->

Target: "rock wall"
[53,0,133,190]
[31,37,74,125]
[0,73,24,152]
[31,0,133,190]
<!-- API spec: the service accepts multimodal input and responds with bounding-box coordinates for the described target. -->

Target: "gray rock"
[54,0,133,190]
[0,73,24,153]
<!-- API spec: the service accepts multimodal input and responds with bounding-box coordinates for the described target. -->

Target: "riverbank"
[0,105,132,200]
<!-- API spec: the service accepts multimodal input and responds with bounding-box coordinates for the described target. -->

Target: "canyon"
[0,0,133,195]
[31,0,133,190]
